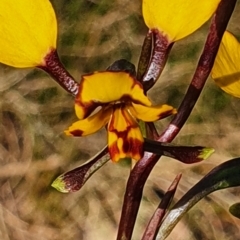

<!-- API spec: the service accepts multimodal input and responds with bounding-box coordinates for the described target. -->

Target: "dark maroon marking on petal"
[69,129,84,137]
[120,94,145,105]
[75,98,100,119]
[120,94,132,103]
[122,137,130,153]
[108,141,120,159]
[109,137,143,160]
[109,128,143,158]
[108,107,139,135]
[158,109,177,119]
[130,76,145,90]
[75,75,102,118]
[108,104,144,159]
[124,137,144,158]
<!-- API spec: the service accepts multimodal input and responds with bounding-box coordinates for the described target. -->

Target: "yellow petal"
[142,0,220,41]
[65,107,112,137]
[75,71,151,119]
[130,103,177,122]
[0,0,57,68]
[212,31,240,98]
[108,104,144,162]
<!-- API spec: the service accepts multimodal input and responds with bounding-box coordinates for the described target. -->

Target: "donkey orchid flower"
[0,0,57,68]
[212,31,240,98]
[65,71,176,162]
[142,0,220,42]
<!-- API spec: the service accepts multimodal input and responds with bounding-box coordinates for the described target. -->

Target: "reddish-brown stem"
[117,0,236,239]
[117,152,159,240]
[39,49,79,96]
[141,174,182,240]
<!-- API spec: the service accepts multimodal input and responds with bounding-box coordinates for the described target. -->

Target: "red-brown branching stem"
[117,0,237,239]
[39,49,79,96]
[141,173,182,240]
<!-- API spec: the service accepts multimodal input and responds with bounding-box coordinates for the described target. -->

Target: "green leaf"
[157,157,240,239]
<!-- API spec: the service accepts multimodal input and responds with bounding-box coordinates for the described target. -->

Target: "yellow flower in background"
[212,31,240,98]
[0,0,57,68]
[142,0,220,42]
[65,72,176,162]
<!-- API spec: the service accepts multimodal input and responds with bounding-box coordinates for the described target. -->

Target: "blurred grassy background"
[1,0,240,239]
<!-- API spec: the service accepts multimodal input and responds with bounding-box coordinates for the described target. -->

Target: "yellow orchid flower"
[142,0,220,42]
[0,0,57,68]
[212,31,240,98]
[65,71,176,162]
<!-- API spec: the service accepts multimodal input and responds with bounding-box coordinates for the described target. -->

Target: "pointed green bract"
[51,176,69,193]
[198,147,215,160]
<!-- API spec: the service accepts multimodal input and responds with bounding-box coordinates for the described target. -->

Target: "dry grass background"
[1,0,240,239]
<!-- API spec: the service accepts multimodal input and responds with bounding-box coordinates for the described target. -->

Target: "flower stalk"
[39,50,79,96]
